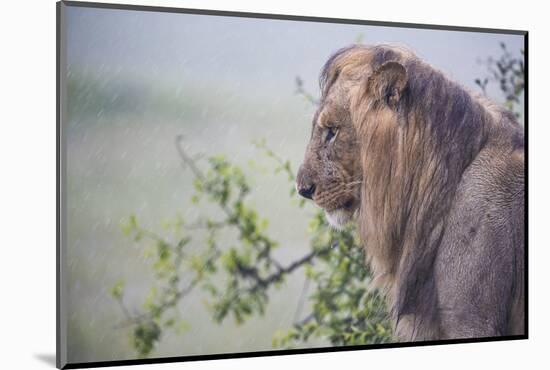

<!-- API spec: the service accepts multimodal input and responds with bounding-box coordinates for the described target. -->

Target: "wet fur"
[299,44,524,341]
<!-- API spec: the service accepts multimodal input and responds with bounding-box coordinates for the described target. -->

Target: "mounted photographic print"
[57,1,527,368]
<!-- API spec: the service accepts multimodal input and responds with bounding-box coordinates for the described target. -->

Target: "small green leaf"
[110,280,125,300]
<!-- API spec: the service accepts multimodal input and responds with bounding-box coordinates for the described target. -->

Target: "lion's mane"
[319,45,524,340]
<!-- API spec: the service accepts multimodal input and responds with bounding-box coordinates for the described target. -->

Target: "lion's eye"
[325,127,338,144]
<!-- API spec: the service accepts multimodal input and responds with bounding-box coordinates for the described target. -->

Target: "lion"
[296,44,525,341]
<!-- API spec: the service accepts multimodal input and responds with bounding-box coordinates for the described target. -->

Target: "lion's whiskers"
[315,185,358,209]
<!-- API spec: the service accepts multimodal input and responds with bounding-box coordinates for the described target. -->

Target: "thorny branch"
[113,136,334,332]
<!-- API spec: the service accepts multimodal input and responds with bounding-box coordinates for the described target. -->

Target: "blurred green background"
[64,5,524,363]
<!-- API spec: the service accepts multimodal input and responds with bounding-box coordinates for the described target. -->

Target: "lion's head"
[296,45,409,229]
[294,72,362,228]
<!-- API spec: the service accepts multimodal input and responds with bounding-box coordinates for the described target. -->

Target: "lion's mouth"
[314,193,359,212]
[342,198,355,210]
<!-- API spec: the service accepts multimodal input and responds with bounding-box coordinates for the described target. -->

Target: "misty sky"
[66,6,524,101]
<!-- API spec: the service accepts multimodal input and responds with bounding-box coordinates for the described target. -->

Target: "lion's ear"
[366,61,408,108]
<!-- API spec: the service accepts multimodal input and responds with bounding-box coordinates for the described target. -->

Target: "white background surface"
[0,0,547,369]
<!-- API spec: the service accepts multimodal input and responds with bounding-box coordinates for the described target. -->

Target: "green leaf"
[110,280,125,300]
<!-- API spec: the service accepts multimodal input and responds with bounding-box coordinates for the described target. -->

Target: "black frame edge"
[61,0,528,35]
[57,1,69,369]
[56,1,62,369]
[523,31,529,339]
[63,335,527,369]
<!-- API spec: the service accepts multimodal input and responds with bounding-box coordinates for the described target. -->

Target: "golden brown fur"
[296,44,524,340]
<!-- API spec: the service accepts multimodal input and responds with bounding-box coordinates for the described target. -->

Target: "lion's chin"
[325,208,355,230]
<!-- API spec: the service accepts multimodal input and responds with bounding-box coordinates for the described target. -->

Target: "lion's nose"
[296,164,316,200]
[297,183,316,200]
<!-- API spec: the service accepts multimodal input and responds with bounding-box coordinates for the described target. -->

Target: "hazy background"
[64,5,524,363]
